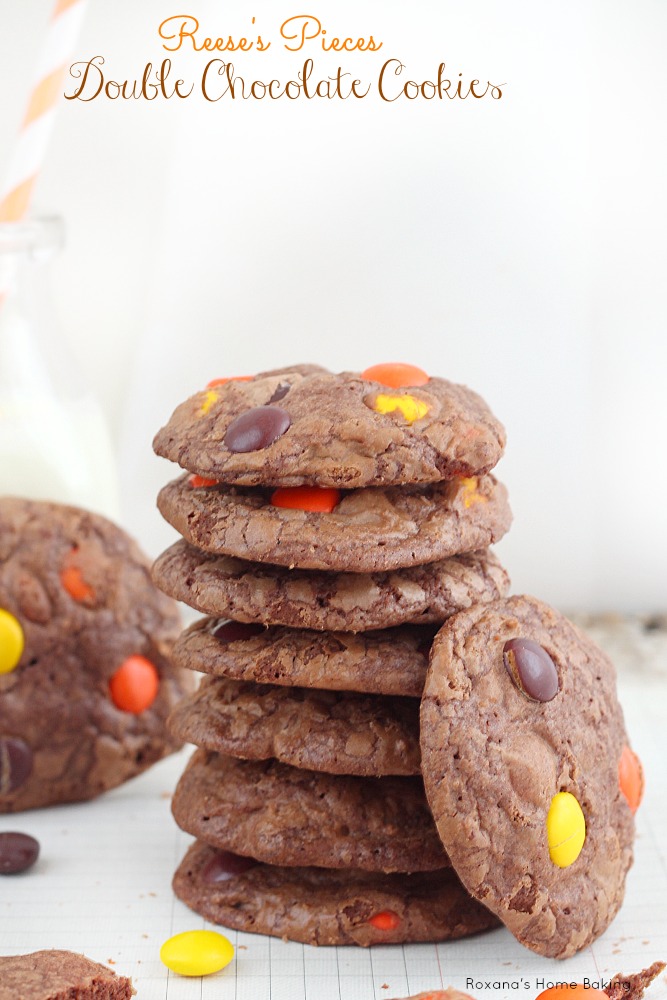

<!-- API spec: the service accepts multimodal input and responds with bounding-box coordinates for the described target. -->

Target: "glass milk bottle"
[0,216,120,519]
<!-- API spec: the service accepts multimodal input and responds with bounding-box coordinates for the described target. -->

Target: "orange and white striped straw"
[0,0,87,223]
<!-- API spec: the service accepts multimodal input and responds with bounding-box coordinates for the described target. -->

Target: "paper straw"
[0,0,88,223]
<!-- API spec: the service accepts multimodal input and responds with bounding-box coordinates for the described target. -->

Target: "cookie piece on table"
[168,676,421,776]
[172,750,450,873]
[393,994,476,1000]
[173,839,498,947]
[420,595,637,959]
[606,963,666,1000]
[157,472,511,572]
[152,541,510,633]
[0,950,134,999]
[174,619,435,697]
[153,365,506,488]
[0,498,193,813]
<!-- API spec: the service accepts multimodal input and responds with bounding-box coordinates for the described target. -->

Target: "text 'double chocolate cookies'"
[168,676,421,776]
[173,618,436,697]
[152,541,510,633]
[172,749,450,873]
[173,839,499,948]
[153,366,506,488]
[0,497,193,812]
[419,595,636,959]
[157,472,512,572]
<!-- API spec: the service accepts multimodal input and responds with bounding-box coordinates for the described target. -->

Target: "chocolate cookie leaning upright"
[0,497,193,812]
[420,595,642,959]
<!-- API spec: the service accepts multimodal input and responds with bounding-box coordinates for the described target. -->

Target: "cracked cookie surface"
[173,839,499,947]
[173,618,435,696]
[172,749,450,872]
[152,541,510,632]
[168,676,420,776]
[0,951,135,999]
[153,366,506,488]
[420,595,635,958]
[157,472,511,572]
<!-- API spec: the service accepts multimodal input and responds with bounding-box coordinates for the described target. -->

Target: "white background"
[1,0,666,611]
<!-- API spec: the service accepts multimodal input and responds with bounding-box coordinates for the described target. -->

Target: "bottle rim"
[0,215,64,258]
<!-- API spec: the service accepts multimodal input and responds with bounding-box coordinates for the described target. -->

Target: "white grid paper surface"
[1,669,666,1000]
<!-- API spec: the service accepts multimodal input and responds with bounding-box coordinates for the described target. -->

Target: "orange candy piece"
[360,363,429,388]
[270,486,341,513]
[206,376,253,388]
[619,744,644,813]
[109,655,159,714]
[188,474,219,488]
[60,553,95,604]
[367,910,401,931]
[536,988,607,1000]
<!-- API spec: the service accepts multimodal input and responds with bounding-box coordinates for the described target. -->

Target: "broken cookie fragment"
[0,950,135,1000]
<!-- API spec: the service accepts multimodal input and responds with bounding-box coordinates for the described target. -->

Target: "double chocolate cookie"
[168,676,420,776]
[173,840,499,947]
[157,472,511,572]
[420,595,637,958]
[153,541,509,632]
[173,619,435,696]
[154,365,506,488]
[0,498,192,812]
[172,750,449,872]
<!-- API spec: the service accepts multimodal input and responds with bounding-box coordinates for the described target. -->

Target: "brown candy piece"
[0,738,33,795]
[202,850,258,883]
[212,621,265,643]
[224,406,291,453]
[503,637,559,702]
[0,831,39,873]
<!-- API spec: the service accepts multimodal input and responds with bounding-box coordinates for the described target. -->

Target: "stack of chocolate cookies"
[152,363,640,957]
[151,363,512,946]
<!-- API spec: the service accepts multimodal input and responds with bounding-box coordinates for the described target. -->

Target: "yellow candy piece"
[460,476,488,508]
[373,393,429,423]
[160,929,234,977]
[547,791,586,868]
[200,389,219,415]
[0,608,24,675]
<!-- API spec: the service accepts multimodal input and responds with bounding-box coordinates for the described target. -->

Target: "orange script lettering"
[159,14,271,52]
[280,15,382,52]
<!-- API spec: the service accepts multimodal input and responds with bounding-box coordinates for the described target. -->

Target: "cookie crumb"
[605,961,666,999]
